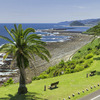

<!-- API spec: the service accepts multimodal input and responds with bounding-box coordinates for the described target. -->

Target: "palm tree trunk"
[18,67,27,94]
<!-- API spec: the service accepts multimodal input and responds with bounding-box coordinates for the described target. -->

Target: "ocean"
[0,23,90,45]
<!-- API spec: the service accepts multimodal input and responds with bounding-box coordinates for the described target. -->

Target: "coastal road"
[79,89,100,100]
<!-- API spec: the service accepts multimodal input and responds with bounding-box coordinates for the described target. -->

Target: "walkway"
[79,89,100,100]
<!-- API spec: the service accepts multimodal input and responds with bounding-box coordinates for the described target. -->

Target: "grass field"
[1,39,100,100]
[0,54,100,100]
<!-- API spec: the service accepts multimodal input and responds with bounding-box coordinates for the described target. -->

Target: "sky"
[0,0,100,23]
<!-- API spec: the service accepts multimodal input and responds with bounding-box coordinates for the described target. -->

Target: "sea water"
[0,23,90,77]
[0,23,90,45]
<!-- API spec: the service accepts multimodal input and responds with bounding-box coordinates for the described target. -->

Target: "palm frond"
[4,26,15,41]
[11,29,18,39]
[14,24,18,32]
[23,47,36,60]
[36,45,51,58]
[0,35,15,45]
[26,34,41,42]
[3,52,10,60]
[27,39,46,46]
[18,24,22,36]
[23,28,35,38]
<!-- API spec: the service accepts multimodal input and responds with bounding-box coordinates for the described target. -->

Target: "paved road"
[79,89,100,100]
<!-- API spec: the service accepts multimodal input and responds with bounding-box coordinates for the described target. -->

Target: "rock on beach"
[26,30,93,79]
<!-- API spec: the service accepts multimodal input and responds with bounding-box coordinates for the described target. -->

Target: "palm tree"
[0,24,51,94]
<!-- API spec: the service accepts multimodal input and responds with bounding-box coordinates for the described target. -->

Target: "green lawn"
[0,55,100,100]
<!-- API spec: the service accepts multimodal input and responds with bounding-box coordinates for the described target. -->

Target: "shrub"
[85,58,93,64]
[95,43,100,49]
[78,50,81,53]
[67,60,76,66]
[73,56,80,59]
[32,76,38,80]
[83,63,90,68]
[46,66,56,74]
[70,69,74,73]
[59,60,65,68]
[37,74,48,80]
[94,50,100,55]
[70,65,76,69]
[53,70,59,77]
[88,58,93,63]
[85,53,93,59]
[87,47,92,51]
[3,78,14,86]
[74,66,84,72]
[78,59,84,64]
[65,69,71,74]
[83,58,93,68]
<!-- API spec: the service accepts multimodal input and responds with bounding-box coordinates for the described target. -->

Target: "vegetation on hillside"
[70,21,85,26]
[84,23,100,35]
[0,24,51,94]
[33,38,100,80]
[1,53,100,100]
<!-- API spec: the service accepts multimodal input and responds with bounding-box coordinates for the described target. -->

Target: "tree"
[0,24,51,94]
[86,23,100,35]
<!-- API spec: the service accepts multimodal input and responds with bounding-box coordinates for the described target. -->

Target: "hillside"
[58,18,100,26]
[70,21,84,26]
[1,39,100,100]
[33,38,100,79]
[85,23,100,35]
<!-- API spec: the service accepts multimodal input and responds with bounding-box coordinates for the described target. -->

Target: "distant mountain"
[58,18,100,26]
[70,21,85,26]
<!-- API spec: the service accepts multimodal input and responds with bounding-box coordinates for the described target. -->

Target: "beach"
[26,30,93,79]
[0,30,93,84]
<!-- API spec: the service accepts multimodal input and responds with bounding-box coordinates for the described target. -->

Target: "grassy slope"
[0,55,100,100]
[0,39,100,100]
[72,38,99,59]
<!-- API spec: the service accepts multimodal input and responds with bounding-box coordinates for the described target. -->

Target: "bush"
[83,63,90,68]
[94,50,100,55]
[85,53,93,59]
[70,65,76,69]
[78,50,81,53]
[95,43,100,49]
[87,47,92,51]
[65,69,71,74]
[74,66,84,72]
[83,58,93,68]
[37,74,48,80]
[78,59,84,64]
[3,78,14,86]
[67,60,76,66]
[46,66,56,74]
[32,76,38,80]
[86,58,93,64]
[59,60,65,68]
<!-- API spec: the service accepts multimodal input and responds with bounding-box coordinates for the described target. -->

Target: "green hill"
[85,23,100,35]
[70,21,85,26]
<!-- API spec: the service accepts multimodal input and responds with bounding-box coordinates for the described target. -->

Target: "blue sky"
[0,0,100,23]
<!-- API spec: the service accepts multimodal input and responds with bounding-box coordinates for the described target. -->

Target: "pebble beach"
[26,30,93,79]
[0,29,94,84]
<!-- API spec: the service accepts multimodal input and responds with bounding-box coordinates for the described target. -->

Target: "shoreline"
[26,30,94,79]
[0,30,94,84]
